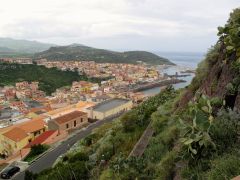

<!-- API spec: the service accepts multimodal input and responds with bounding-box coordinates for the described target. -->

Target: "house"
[87,98,133,120]
[4,88,16,100]
[1,127,29,156]
[71,81,92,92]
[48,111,88,134]
[0,117,47,156]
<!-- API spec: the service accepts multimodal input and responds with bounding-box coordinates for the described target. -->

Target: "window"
[81,118,83,122]
[66,123,69,129]
[74,120,77,127]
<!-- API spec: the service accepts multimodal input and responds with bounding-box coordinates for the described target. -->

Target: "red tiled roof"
[3,127,28,142]
[24,130,57,148]
[53,111,87,125]
[20,118,46,133]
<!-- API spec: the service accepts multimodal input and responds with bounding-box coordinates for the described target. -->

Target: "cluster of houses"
[0,94,133,158]
[53,80,146,104]
[1,81,45,102]
[36,60,161,82]
[0,58,161,160]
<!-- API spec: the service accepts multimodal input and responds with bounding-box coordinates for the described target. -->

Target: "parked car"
[1,165,20,179]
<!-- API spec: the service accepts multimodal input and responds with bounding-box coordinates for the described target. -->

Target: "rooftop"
[0,116,47,134]
[3,127,28,142]
[90,98,131,113]
[53,111,87,125]
[25,130,57,148]
[19,118,46,133]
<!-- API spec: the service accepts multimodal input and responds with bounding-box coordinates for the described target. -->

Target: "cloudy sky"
[0,0,239,52]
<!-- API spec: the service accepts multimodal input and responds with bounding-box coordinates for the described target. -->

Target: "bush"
[120,111,138,132]
[210,109,240,152]
[68,152,89,163]
[207,152,240,180]
[83,133,97,146]
[24,144,49,162]
[155,150,178,180]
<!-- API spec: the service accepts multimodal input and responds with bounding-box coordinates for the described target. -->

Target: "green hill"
[34,44,174,65]
[0,63,107,95]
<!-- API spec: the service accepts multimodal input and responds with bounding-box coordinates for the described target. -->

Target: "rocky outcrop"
[176,43,240,111]
[199,49,237,99]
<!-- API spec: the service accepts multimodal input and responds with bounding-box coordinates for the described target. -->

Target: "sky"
[0,0,239,52]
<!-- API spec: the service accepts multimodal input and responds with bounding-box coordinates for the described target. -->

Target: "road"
[13,114,121,180]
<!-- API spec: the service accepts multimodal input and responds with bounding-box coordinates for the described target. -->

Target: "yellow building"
[0,117,47,157]
[0,127,30,156]
[87,98,133,120]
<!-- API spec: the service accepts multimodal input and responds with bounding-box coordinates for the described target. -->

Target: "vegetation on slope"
[26,87,178,179]
[34,44,174,65]
[25,8,240,180]
[0,63,106,95]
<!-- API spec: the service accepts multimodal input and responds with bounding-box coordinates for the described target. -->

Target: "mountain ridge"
[0,37,56,54]
[34,44,174,65]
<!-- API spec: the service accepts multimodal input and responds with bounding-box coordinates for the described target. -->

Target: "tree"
[120,111,138,132]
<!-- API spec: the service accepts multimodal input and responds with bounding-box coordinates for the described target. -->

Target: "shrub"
[24,144,49,162]
[120,111,138,132]
[218,8,240,58]
[210,109,240,152]
[83,133,97,146]
[151,112,169,133]
[68,151,89,163]
[155,150,178,180]
[207,152,240,180]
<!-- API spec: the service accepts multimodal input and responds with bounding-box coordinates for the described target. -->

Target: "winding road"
[13,114,121,180]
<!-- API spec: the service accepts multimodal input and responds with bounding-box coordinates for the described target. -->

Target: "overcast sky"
[0,0,239,52]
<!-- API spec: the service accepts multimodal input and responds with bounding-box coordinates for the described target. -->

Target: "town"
[0,57,184,167]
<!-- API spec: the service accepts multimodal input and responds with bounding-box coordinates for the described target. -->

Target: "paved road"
[13,114,121,180]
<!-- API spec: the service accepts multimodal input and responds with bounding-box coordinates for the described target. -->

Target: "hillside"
[0,63,106,95]
[24,8,240,180]
[0,37,55,56]
[34,44,174,65]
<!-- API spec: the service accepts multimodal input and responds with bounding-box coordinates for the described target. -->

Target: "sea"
[141,52,205,96]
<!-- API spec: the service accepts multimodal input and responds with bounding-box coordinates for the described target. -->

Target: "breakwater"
[132,79,186,92]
